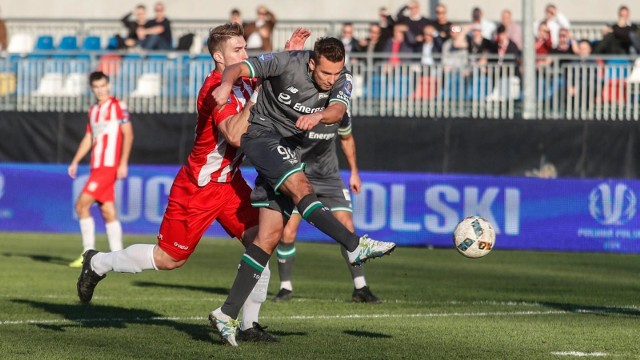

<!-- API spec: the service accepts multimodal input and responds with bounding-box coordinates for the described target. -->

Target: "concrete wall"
[0,0,631,23]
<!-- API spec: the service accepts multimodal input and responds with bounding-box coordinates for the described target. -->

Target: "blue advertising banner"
[0,163,639,253]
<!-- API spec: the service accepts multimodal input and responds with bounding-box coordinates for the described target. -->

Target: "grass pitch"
[1,232,639,359]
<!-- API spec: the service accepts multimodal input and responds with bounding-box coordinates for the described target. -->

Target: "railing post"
[522,0,536,119]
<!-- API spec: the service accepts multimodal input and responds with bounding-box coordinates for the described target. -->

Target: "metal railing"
[1,51,639,120]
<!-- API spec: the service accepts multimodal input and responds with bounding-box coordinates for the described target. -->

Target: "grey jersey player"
[274,111,382,303]
[209,37,396,346]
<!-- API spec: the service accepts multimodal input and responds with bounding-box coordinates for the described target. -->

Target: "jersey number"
[277,146,296,161]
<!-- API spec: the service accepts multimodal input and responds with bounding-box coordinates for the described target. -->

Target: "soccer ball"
[453,216,496,259]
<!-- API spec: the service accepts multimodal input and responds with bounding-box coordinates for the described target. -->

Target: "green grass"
[1,233,639,359]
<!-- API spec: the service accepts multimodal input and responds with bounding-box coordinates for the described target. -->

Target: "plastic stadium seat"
[61,73,88,96]
[35,35,55,51]
[82,36,101,51]
[130,73,161,97]
[33,73,64,96]
[58,36,79,51]
[7,33,34,53]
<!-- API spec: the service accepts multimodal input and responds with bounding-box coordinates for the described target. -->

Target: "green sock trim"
[301,201,323,219]
[277,246,296,258]
[242,254,265,272]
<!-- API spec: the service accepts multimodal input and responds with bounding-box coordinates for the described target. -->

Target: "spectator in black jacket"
[396,1,430,44]
[340,22,363,63]
[597,5,638,54]
[121,4,147,48]
[139,2,172,50]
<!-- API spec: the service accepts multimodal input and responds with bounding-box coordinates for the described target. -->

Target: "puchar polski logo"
[589,183,636,225]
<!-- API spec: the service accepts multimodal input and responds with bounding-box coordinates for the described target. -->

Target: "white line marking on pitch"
[551,351,609,357]
[0,310,568,326]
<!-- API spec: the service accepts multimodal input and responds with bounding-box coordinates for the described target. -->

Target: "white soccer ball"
[453,216,496,258]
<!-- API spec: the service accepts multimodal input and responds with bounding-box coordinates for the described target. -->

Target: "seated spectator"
[468,24,492,67]
[596,5,638,54]
[340,22,363,63]
[534,4,570,48]
[419,23,442,65]
[499,9,522,50]
[431,3,452,43]
[470,7,496,42]
[138,2,172,50]
[396,1,430,44]
[244,5,277,52]
[359,23,385,54]
[0,6,7,52]
[383,23,415,68]
[441,25,469,71]
[121,5,147,49]
[229,8,242,25]
[535,22,553,67]
[550,28,578,66]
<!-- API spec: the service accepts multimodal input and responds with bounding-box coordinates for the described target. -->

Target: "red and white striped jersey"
[86,97,129,169]
[186,70,256,186]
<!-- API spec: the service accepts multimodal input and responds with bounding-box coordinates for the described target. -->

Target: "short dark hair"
[230,8,240,16]
[312,37,345,63]
[135,4,146,10]
[89,71,109,85]
[207,22,244,58]
[496,24,506,34]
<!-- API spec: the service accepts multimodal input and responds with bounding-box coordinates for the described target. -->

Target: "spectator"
[396,1,430,43]
[359,23,386,54]
[431,3,452,43]
[244,5,277,51]
[493,24,521,67]
[471,7,496,42]
[535,22,553,67]
[534,4,570,48]
[551,28,577,57]
[340,22,362,63]
[441,24,469,71]
[120,5,147,49]
[0,6,7,52]
[468,24,492,66]
[596,5,639,54]
[419,23,442,65]
[566,40,598,104]
[383,23,415,68]
[500,9,522,50]
[138,2,172,50]
[229,8,242,25]
[377,7,395,44]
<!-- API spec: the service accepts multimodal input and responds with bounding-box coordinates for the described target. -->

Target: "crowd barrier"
[1,163,639,253]
[1,52,639,119]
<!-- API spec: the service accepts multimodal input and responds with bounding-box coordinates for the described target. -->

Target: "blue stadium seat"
[58,36,79,51]
[35,35,54,51]
[82,36,101,51]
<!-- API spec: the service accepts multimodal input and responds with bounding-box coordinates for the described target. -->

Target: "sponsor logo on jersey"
[308,131,336,140]
[589,183,636,225]
[318,93,329,99]
[278,93,292,105]
[173,241,189,250]
[258,52,273,61]
[293,103,324,113]
[287,86,299,93]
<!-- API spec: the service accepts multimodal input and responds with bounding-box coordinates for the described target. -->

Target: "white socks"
[241,264,270,331]
[279,280,293,291]
[91,244,157,276]
[79,217,95,252]
[105,220,123,251]
[353,276,367,290]
[79,218,123,252]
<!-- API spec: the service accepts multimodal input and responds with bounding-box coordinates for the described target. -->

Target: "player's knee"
[153,248,186,270]
[282,226,297,243]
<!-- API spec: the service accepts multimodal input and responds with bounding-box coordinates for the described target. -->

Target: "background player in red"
[68,71,134,268]
[76,23,310,343]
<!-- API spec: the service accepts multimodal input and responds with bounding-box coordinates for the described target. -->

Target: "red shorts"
[157,167,259,261]
[82,167,117,203]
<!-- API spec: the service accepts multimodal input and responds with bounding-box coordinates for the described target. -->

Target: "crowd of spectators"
[116,2,172,51]
[345,2,640,69]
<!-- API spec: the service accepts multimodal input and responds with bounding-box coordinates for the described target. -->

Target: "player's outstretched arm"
[285,28,311,51]
[295,102,347,130]
[211,62,252,107]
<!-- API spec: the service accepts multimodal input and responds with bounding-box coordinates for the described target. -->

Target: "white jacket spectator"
[534,4,570,48]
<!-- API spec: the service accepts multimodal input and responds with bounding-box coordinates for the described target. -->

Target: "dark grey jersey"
[302,113,352,181]
[244,51,352,145]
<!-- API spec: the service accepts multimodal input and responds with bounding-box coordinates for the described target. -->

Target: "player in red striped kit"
[68,71,134,268]
[76,23,310,343]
